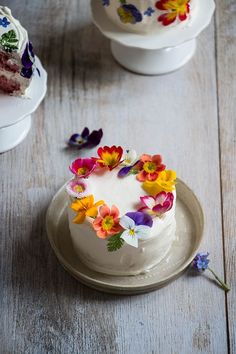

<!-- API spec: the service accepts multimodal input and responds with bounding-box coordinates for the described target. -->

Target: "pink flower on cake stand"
[70,158,97,178]
[93,205,122,239]
[139,191,174,217]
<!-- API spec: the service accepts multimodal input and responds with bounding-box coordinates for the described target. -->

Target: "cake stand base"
[111,39,196,75]
[46,179,204,294]
[0,115,31,153]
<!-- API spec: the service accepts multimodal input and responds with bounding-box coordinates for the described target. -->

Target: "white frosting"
[0,6,28,55]
[104,0,197,34]
[68,167,176,276]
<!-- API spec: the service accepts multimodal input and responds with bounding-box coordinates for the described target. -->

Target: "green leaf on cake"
[0,30,18,52]
[107,233,124,252]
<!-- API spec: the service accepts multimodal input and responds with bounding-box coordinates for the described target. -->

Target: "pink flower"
[70,158,97,178]
[66,178,90,198]
[92,205,122,239]
[139,191,174,217]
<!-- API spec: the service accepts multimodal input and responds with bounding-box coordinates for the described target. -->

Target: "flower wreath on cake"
[66,145,177,252]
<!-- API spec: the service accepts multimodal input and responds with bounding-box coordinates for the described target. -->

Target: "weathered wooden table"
[1,1,235,353]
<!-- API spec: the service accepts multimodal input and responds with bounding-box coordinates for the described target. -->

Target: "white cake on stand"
[91,0,215,75]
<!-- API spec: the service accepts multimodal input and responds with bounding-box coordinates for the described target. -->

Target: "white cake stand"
[0,57,47,153]
[91,0,215,75]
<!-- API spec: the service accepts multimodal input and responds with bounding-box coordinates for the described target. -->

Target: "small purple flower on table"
[191,252,230,292]
[68,127,103,150]
[119,211,153,248]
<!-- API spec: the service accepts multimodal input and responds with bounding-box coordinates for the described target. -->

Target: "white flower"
[119,215,151,248]
[66,178,91,199]
[123,149,137,166]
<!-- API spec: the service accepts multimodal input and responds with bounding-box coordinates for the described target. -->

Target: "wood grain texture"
[0,1,232,353]
[216,1,236,353]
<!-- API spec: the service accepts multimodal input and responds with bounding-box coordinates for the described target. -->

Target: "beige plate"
[46,179,204,295]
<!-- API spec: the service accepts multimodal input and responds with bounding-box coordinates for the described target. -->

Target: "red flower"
[96,145,123,170]
[136,154,165,182]
[155,0,190,26]
[92,205,122,239]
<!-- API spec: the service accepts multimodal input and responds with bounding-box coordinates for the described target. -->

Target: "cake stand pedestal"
[91,0,215,75]
[0,57,47,153]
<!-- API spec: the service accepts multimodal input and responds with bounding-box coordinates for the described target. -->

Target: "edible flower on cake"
[71,195,104,224]
[69,158,97,178]
[93,204,122,239]
[96,145,123,170]
[119,211,153,248]
[66,179,91,199]
[67,145,177,251]
[139,191,174,217]
[156,0,191,26]
[142,170,176,196]
[136,154,166,182]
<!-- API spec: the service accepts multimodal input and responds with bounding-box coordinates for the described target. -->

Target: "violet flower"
[68,127,103,150]
[119,211,153,248]
[192,252,230,292]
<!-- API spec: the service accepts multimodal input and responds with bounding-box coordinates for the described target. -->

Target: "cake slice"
[66,146,177,276]
[0,6,38,96]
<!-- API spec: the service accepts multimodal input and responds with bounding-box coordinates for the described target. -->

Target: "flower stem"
[208,267,230,292]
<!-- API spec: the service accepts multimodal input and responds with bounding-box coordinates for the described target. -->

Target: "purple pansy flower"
[21,42,37,79]
[102,0,110,6]
[191,252,230,292]
[119,211,153,248]
[118,4,143,24]
[68,127,103,150]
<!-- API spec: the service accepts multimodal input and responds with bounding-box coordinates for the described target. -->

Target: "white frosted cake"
[102,0,197,34]
[67,146,177,276]
[0,6,39,95]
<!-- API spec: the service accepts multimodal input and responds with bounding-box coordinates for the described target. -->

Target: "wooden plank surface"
[0,1,232,353]
[216,1,236,353]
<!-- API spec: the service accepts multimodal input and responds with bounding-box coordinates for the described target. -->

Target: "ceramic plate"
[0,56,47,129]
[46,179,204,295]
[91,0,215,50]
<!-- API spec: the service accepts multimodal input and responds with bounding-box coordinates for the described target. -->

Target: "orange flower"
[92,204,122,239]
[71,195,104,224]
[156,0,190,26]
[96,145,123,170]
[136,154,165,182]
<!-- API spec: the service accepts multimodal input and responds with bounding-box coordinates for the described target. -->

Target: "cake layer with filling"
[66,146,177,276]
[0,6,38,95]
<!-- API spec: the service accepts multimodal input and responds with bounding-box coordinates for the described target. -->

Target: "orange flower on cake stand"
[96,145,123,170]
[142,170,177,196]
[136,154,166,182]
[71,195,104,224]
[92,204,122,239]
[155,0,191,26]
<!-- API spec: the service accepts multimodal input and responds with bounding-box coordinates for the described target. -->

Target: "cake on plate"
[0,6,38,95]
[102,0,197,34]
[67,146,177,276]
